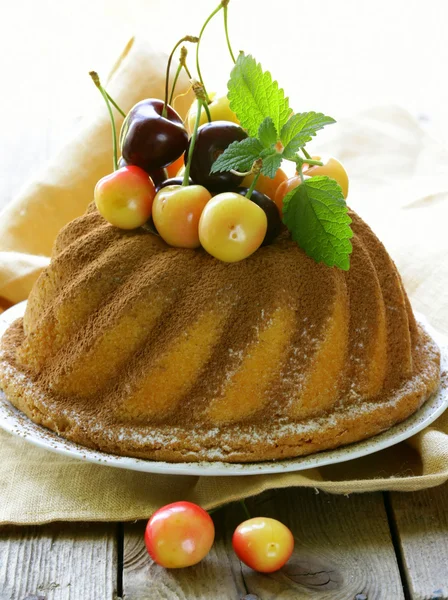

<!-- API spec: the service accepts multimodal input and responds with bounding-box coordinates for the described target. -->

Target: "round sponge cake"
[0,204,441,462]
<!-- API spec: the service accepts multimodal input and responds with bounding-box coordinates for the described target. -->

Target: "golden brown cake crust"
[0,318,440,463]
[0,205,442,463]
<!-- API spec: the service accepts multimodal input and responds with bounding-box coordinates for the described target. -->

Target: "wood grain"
[0,523,117,600]
[123,488,405,599]
[389,484,448,600]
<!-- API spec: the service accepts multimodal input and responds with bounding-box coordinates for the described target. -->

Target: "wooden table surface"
[0,485,447,599]
[1,1,447,598]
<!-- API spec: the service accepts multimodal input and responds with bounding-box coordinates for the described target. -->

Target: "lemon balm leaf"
[210,137,264,173]
[260,149,283,178]
[258,117,278,149]
[228,54,290,137]
[281,112,336,158]
[282,176,353,270]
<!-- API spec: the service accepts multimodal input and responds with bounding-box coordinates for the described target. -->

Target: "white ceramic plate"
[0,301,447,476]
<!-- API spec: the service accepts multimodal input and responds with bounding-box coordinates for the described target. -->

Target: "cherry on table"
[232,517,294,573]
[144,501,215,569]
[186,121,248,192]
[120,99,188,171]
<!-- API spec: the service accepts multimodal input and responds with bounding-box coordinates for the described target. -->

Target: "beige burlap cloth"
[0,38,447,525]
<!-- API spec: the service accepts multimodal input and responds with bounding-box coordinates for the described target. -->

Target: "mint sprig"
[282,177,353,270]
[227,54,290,137]
[209,52,353,270]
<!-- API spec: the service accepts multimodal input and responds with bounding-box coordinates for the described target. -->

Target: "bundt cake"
[0,203,441,462]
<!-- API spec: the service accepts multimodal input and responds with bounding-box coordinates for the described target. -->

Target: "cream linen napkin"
[0,39,447,524]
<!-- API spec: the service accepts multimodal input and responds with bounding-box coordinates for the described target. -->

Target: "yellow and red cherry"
[241,168,288,202]
[120,99,188,171]
[187,121,248,192]
[186,93,239,133]
[233,188,282,245]
[152,184,212,248]
[94,165,156,230]
[144,501,215,569]
[199,192,267,262]
[301,155,349,198]
[165,154,185,179]
[274,175,310,215]
[232,517,294,573]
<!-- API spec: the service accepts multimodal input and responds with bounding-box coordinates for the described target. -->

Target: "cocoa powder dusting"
[0,204,442,462]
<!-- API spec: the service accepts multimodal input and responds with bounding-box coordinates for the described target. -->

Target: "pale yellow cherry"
[303,155,349,198]
[199,193,267,263]
[152,184,212,248]
[186,93,239,134]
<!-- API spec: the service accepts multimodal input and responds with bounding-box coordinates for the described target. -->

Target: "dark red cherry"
[120,99,188,171]
[186,121,248,192]
[118,156,167,187]
[234,187,283,245]
[155,177,193,193]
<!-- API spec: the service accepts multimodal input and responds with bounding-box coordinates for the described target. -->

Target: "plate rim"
[0,300,447,477]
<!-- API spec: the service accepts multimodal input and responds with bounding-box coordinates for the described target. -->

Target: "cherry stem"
[169,63,183,107]
[169,46,193,106]
[223,4,236,63]
[245,158,263,199]
[196,3,223,105]
[105,91,126,118]
[203,99,212,123]
[301,146,311,160]
[304,159,323,166]
[90,71,118,172]
[183,98,203,186]
[230,168,252,177]
[246,172,260,199]
[298,163,305,184]
[164,35,199,118]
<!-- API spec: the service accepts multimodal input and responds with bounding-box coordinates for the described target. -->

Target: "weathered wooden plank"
[123,488,405,599]
[237,488,405,600]
[0,523,117,600]
[389,484,448,600]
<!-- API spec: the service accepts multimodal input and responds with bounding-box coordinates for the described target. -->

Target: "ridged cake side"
[0,205,441,462]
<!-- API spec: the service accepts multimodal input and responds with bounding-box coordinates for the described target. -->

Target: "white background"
[1,0,447,209]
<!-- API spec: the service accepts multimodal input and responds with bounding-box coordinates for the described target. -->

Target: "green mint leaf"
[282,176,353,270]
[281,112,336,158]
[258,117,278,149]
[228,54,290,137]
[210,137,263,174]
[260,149,283,178]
